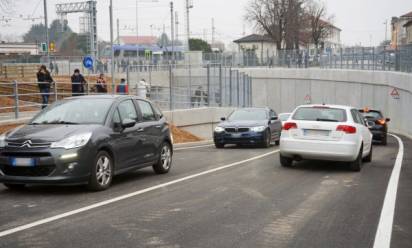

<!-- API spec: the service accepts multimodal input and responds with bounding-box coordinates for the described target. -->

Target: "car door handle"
[137,127,145,132]
[155,125,162,129]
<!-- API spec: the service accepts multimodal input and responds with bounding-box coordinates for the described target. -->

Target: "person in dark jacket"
[71,69,87,96]
[95,73,108,93]
[36,65,54,109]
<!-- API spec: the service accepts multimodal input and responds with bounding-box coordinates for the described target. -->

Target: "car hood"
[5,124,100,143]
[219,120,268,128]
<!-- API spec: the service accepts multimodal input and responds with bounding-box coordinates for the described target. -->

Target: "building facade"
[391,11,412,48]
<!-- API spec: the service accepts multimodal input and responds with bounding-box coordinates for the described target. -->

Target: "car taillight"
[336,125,357,134]
[376,119,386,125]
[283,122,297,130]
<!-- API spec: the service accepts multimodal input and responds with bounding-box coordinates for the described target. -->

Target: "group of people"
[36,64,150,109]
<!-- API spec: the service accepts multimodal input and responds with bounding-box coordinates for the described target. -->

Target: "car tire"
[215,143,225,149]
[280,154,293,167]
[153,142,173,174]
[263,129,271,148]
[87,151,114,191]
[3,183,26,190]
[349,145,363,172]
[363,144,373,163]
[275,139,280,146]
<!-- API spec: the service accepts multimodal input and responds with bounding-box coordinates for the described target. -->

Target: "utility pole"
[43,0,50,63]
[136,0,139,39]
[175,11,179,42]
[170,2,175,64]
[110,0,115,92]
[117,18,120,45]
[384,20,388,42]
[211,18,215,46]
[185,0,193,51]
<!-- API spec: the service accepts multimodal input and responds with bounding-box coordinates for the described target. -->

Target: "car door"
[351,109,372,155]
[134,99,162,164]
[269,109,282,140]
[110,99,144,170]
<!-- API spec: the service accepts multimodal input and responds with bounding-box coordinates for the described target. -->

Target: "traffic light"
[49,42,55,52]
[41,43,48,53]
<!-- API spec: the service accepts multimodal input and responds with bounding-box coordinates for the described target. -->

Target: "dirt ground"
[0,123,203,144]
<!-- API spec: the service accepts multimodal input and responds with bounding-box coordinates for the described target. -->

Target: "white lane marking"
[373,134,404,248]
[174,144,214,151]
[0,149,279,238]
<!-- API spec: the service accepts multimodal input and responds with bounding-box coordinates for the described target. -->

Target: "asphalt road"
[0,135,410,248]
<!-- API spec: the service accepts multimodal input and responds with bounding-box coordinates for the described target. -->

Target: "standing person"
[71,69,87,96]
[36,65,54,109]
[136,78,149,98]
[54,62,59,75]
[116,78,129,95]
[192,86,203,107]
[95,73,108,93]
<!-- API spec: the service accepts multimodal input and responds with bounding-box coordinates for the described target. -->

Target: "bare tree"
[246,0,307,50]
[306,0,334,50]
[0,0,14,14]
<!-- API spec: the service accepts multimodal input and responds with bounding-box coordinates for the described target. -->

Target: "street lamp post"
[110,0,115,92]
[43,0,50,63]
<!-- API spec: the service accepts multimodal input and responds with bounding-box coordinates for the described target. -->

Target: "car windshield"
[292,107,347,122]
[228,109,267,121]
[31,98,113,125]
[279,113,291,121]
[360,111,383,119]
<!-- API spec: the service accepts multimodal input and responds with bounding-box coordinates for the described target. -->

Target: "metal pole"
[207,64,210,107]
[170,2,175,64]
[43,0,50,63]
[243,74,246,107]
[110,0,115,93]
[237,71,240,107]
[219,64,222,107]
[117,19,120,45]
[229,68,232,106]
[136,0,139,39]
[13,81,19,119]
[169,64,173,110]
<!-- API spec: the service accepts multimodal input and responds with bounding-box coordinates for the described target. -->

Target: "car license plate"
[10,158,36,167]
[231,133,242,138]
[304,129,330,137]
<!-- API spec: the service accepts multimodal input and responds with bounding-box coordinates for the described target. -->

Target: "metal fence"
[0,64,252,121]
[203,45,412,73]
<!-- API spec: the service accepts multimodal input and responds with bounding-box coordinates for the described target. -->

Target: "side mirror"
[271,116,278,121]
[220,117,226,121]
[386,118,391,122]
[121,118,136,129]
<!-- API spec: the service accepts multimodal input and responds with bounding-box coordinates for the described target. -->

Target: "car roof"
[66,95,147,101]
[296,104,355,110]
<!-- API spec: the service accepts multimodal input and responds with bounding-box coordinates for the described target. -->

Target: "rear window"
[360,111,383,119]
[292,107,347,122]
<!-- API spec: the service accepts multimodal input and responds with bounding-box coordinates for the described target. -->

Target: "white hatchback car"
[279,104,373,171]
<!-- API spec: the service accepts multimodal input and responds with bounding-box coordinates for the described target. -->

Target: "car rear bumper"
[280,138,359,162]
[371,130,386,141]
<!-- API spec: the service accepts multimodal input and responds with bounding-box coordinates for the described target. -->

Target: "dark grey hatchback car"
[0,95,173,191]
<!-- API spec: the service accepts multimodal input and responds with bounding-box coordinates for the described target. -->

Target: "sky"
[1,0,412,47]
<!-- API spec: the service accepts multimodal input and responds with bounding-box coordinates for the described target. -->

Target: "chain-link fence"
[203,45,412,73]
[0,64,252,121]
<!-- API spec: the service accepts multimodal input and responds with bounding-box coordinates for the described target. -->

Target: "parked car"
[0,95,173,191]
[279,104,373,171]
[213,107,282,148]
[359,108,390,145]
[278,113,291,124]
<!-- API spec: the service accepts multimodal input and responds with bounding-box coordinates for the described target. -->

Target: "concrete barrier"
[163,107,235,139]
[240,68,412,138]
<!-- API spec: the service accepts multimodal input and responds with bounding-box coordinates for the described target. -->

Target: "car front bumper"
[214,131,265,145]
[280,138,359,162]
[0,146,94,185]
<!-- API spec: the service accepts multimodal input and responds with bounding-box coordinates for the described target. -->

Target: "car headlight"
[250,126,266,132]
[50,133,92,149]
[0,134,7,148]
[214,126,225,133]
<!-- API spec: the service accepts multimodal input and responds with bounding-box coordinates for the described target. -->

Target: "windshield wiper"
[42,121,80,125]
[316,118,339,122]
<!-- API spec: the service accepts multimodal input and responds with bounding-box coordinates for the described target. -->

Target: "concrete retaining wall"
[164,107,235,139]
[241,68,412,138]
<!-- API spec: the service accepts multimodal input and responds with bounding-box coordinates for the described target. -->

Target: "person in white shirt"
[135,78,149,98]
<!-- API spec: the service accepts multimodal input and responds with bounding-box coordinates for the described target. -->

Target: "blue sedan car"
[213,108,282,148]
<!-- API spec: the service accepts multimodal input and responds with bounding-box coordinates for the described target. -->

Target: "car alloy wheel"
[153,142,173,174]
[96,155,112,186]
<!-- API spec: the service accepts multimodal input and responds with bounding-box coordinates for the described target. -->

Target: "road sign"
[304,94,311,104]
[390,88,400,99]
[40,43,47,53]
[83,56,94,69]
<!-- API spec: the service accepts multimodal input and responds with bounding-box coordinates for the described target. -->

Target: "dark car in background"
[213,107,282,148]
[359,108,390,145]
[0,95,173,191]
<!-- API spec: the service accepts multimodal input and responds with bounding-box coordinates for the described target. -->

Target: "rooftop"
[233,34,273,44]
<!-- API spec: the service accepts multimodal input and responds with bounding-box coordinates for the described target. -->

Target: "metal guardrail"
[0,65,252,120]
